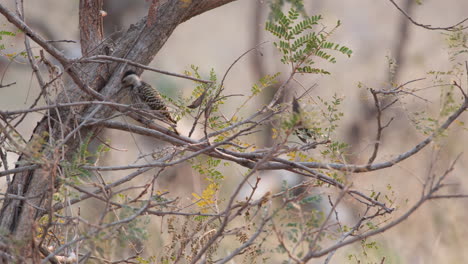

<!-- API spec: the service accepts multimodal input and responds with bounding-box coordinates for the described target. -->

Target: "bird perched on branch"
[121,70,177,125]
[292,96,315,144]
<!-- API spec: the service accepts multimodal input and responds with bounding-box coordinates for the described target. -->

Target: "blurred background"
[1,0,468,263]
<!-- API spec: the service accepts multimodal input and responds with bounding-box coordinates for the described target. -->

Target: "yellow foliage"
[287,151,296,160]
[272,128,278,139]
[192,182,219,213]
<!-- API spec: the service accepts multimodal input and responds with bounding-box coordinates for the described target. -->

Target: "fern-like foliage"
[268,0,305,21]
[266,7,352,74]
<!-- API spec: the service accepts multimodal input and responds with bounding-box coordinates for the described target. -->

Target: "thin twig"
[387,0,468,31]
[78,55,213,83]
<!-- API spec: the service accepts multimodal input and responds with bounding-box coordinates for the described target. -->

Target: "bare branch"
[78,55,213,83]
[0,82,16,89]
[0,165,40,178]
[387,0,468,31]
[301,155,462,261]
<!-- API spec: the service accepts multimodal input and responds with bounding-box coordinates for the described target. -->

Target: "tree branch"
[79,0,104,56]
[387,0,468,31]
[0,4,69,65]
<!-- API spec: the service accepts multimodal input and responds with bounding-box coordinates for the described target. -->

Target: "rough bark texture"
[79,0,104,56]
[0,0,237,252]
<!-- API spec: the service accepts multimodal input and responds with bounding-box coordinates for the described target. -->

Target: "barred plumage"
[292,97,315,143]
[121,70,176,124]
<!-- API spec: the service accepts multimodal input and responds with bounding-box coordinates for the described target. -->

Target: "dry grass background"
[1,0,467,263]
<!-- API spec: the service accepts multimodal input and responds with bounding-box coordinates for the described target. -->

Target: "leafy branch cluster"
[266,8,352,74]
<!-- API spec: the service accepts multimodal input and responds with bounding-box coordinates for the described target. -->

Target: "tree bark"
[79,0,104,57]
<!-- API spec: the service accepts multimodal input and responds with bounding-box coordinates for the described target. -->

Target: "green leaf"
[0,30,16,37]
[297,66,330,75]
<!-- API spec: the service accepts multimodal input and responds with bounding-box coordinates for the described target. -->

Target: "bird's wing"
[137,82,176,123]
[137,82,164,110]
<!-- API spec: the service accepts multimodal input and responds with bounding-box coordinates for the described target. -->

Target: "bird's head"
[121,70,142,89]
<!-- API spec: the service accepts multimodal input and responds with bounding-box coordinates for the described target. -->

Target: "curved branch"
[387,0,468,31]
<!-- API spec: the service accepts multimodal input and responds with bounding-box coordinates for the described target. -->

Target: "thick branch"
[183,0,238,22]
[79,0,104,56]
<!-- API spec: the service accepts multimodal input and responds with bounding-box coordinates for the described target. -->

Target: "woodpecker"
[292,97,315,143]
[121,70,177,124]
